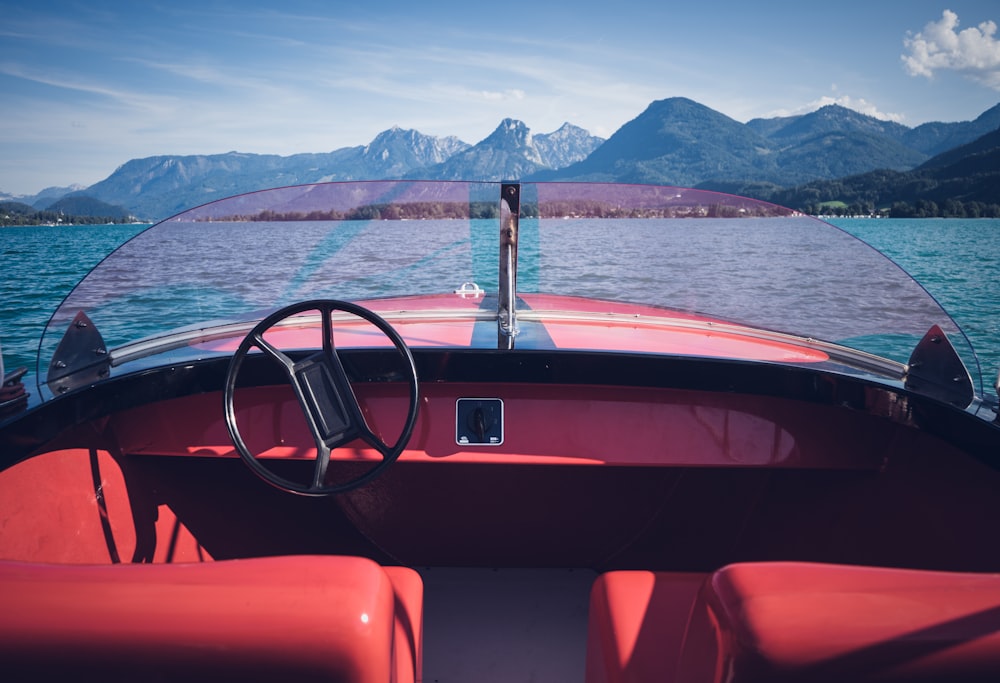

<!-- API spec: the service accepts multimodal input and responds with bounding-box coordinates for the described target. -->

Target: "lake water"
[832,217,1000,390]
[2,217,999,398]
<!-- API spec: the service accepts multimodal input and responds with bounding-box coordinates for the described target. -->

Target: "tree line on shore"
[0,201,135,227]
[804,199,1000,218]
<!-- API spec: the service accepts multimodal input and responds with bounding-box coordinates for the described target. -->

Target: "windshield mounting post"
[498,183,520,349]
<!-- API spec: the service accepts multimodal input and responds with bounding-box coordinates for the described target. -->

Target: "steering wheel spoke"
[358,424,394,457]
[310,442,333,492]
[253,330,297,370]
[223,300,419,496]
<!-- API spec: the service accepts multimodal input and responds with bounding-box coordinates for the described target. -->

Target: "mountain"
[751,105,926,175]
[533,123,605,169]
[746,103,1000,158]
[0,184,85,207]
[46,195,131,219]
[411,119,604,181]
[18,98,999,220]
[360,126,469,177]
[537,99,932,186]
[919,125,1000,175]
[79,128,470,219]
[77,122,602,218]
[763,125,1000,215]
[533,98,776,185]
[766,129,926,180]
[77,151,346,220]
[903,103,1000,156]
[409,119,545,180]
[749,104,911,144]
[33,184,88,207]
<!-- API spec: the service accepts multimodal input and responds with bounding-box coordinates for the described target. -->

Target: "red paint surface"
[0,556,422,682]
[112,382,882,469]
[589,565,1000,683]
[679,562,1000,682]
[586,570,707,683]
[194,293,829,362]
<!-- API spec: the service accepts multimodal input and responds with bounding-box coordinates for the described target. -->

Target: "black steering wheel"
[223,300,419,496]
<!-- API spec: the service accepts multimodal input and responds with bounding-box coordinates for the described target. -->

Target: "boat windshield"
[36,181,980,402]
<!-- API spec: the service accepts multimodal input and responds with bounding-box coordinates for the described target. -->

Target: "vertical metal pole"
[498,183,520,349]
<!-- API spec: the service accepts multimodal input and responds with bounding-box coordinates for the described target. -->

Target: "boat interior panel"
[4,181,1000,681]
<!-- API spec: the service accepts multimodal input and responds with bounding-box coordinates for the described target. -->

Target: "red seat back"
[0,555,422,682]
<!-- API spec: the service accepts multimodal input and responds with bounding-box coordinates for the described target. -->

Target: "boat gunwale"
[3,346,996,473]
[104,303,907,383]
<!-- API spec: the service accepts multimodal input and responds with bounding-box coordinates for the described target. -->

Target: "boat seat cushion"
[585,569,707,683]
[588,563,1000,683]
[679,562,1000,682]
[0,555,422,683]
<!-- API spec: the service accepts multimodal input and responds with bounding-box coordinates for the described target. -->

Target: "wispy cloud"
[0,61,172,113]
[474,89,526,102]
[766,92,905,124]
[813,95,905,123]
[2,1,997,195]
[902,9,1000,90]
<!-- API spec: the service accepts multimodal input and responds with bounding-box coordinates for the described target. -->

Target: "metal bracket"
[47,311,110,395]
[904,324,974,408]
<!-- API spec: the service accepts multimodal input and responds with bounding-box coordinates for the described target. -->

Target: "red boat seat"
[588,563,1000,683]
[586,569,708,683]
[0,555,423,683]
[682,561,1000,682]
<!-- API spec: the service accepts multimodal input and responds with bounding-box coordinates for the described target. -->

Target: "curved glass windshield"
[526,184,963,362]
[37,181,979,401]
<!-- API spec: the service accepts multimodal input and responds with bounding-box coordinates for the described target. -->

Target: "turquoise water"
[829,218,1000,391]
[1,223,148,374]
[2,218,999,396]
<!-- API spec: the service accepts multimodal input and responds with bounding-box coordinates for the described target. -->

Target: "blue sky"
[1,0,999,196]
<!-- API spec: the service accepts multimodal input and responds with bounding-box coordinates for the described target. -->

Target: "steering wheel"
[223,300,419,496]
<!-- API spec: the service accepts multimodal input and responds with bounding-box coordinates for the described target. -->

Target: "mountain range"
[765,124,1000,216]
[5,97,999,221]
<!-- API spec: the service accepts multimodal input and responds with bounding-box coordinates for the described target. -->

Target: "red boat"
[2,181,999,681]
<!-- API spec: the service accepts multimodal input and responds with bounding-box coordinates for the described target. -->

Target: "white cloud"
[476,89,526,102]
[812,95,905,123]
[902,9,1000,90]
[768,95,905,123]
